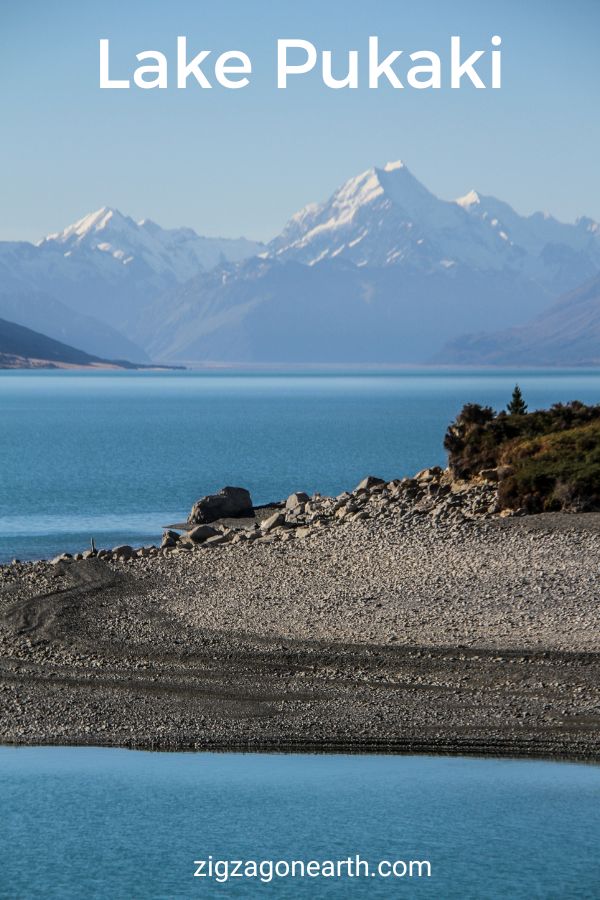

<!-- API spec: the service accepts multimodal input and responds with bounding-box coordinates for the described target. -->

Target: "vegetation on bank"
[445,388,600,512]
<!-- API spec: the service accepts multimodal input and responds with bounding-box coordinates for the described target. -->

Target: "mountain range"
[3,161,599,364]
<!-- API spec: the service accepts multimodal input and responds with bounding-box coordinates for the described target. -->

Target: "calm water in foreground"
[0,749,599,899]
[1,368,600,562]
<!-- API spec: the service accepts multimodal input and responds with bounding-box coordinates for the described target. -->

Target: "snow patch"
[455,190,481,209]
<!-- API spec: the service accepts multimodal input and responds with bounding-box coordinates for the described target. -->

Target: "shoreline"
[2,738,599,764]
[1,473,599,761]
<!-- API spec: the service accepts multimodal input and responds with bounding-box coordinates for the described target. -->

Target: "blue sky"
[1,0,599,241]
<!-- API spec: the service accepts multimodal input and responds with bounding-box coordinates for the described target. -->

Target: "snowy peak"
[270,160,498,270]
[382,159,406,172]
[457,190,600,261]
[327,160,428,220]
[37,208,264,281]
[39,207,131,245]
[276,160,422,248]
[270,160,600,284]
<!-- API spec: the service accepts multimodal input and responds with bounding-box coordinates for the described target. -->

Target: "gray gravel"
[0,473,599,758]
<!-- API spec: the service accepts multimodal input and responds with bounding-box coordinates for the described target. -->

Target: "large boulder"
[188,486,253,525]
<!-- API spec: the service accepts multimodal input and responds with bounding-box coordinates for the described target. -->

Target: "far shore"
[5,361,600,373]
[0,355,185,371]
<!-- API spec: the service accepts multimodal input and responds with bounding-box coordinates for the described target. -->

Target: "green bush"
[499,421,600,512]
[444,399,600,511]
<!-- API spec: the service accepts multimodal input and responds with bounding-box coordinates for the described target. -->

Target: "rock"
[50,553,72,566]
[82,549,96,559]
[285,491,309,510]
[188,486,253,525]
[112,545,134,560]
[285,508,305,524]
[261,511,285,532]
[415,466,443,483]
[355,476,385,492]
[187,524,220,544]
[161,530,180,550]
[203,533,231,547]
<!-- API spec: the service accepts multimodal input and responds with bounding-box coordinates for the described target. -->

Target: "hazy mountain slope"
[0,292,149,362]
[435,273,600,366]
[0,316,119,367]
[141,257,550,364]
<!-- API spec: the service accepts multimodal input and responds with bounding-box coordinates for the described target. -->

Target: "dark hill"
[0,317,135,369]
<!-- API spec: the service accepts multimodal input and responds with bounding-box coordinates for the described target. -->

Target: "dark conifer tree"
[507,384,527,416]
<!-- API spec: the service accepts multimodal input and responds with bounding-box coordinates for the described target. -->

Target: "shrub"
[445,398,600,511]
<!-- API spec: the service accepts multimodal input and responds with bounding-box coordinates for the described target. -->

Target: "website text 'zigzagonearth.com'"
[193,855,432,884]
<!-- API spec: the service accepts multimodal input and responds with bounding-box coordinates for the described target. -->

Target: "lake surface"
[0,749,598,899]
[1,368,600,562]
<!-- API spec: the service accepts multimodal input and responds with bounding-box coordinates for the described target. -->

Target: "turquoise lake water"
[2,374,600,897]
[1,368,600,563]
[0,749,599,899]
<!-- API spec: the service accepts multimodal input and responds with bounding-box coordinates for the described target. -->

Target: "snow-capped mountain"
[139,161,600,363]
[270,161,509,271]
[38,207,263,282]
[0,210,263,359]
[270,161,600,295]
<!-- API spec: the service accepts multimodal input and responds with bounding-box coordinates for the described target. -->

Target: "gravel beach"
[1,473,599,759]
